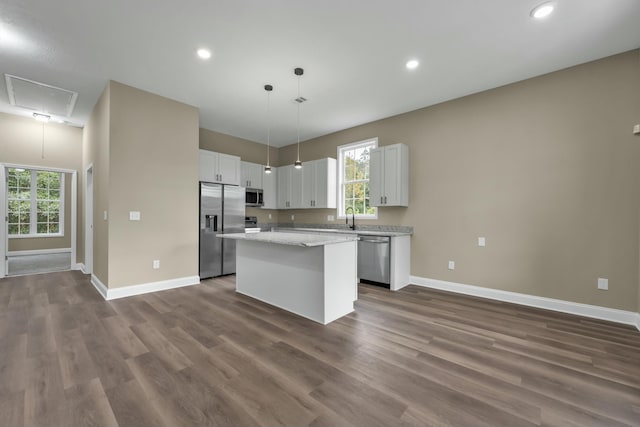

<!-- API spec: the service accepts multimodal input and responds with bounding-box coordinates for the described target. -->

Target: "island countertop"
[217,231,358,247]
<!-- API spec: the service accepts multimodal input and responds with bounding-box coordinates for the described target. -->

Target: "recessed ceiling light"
[406,59,419,70]
[530,2,555,19]
[197,48,211,59]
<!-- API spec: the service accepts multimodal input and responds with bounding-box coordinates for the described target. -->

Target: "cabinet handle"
[384,196,387,204]
[380,196,383,204]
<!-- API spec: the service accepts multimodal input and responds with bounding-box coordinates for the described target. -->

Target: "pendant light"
[264,84,273,174]
[293,67,304,169]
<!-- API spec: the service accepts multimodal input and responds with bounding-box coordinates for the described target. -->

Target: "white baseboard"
[73,263,86,274]
[410,275,640,331]
[90,274,108,299]
[7,248,71,256]
[90,274,200,300]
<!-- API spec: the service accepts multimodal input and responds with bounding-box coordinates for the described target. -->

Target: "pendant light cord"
[266,89,271,167]
[296,74,301,162]
[41,122,45,159]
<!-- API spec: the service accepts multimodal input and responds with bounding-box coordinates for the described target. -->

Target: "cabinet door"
[383,145,401,206]
[199,150,217,182]
[277,166,291,209]
[302,160,316,208]
[262,167,277,209]
[314,158,336,209]
[217,153,240,185]
[290,166,304,209]
[369,147,385,206]
[240,161,252,187]
[250,163,263,189]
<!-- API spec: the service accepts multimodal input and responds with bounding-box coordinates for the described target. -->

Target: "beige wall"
[0,113,82,253]
[8,174,72,251]
[81,83,111,283]
[278,50,640,312]
[107,81,199,288]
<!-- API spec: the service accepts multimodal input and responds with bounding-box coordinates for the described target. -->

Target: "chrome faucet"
[345,207,356,230]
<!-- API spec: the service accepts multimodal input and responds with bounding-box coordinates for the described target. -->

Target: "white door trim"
[84,164,93,274]
[1,163,77,278]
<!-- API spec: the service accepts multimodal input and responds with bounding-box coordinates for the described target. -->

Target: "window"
[337,138,377,218]
[7,168,64,237]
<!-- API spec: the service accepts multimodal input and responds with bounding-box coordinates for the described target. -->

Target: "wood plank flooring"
[0,270,639,426]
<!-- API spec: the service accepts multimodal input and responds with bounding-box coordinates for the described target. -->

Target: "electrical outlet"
[597,277,608,290]
[103,210,108,221]
[448,260,455,270]
[478,237,486,247]
[328,215,335,221]
[268,213,272,219]
[291,215,295,221]
[129,211,141,221]
[633,124,640,134]
[153,260,160,269]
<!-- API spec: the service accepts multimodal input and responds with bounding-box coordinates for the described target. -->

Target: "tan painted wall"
[81,83,111,283]
[107,81,199,288]
[8,174,72,251]
[279,50,640,312]
[0,113,82,252]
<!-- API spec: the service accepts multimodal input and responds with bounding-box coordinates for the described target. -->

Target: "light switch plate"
[153,260,160,269]
[633,124,640,134]
[448,261,455,270]
[478,237,486,247]
[129,211,141,221]
[103,210,108,221]
[597,277,608,290]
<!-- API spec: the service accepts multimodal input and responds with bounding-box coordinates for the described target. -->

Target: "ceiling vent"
[295,96,307,103]
[5,74,78,117]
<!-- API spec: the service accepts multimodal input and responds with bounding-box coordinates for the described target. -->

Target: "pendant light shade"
[264,84,273,174]
[294,67,304,169]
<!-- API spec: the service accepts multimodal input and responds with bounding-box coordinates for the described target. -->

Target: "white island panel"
[233,238,357,324]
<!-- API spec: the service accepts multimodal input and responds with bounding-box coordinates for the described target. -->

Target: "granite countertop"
[274,227,412,237]
[218,231,358,247]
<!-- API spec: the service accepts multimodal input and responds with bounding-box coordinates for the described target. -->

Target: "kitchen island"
[218,232,358,324]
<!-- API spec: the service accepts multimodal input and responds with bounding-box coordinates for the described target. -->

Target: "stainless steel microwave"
[245,188,263,207]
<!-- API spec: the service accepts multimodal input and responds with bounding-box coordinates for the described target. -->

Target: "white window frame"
[337,137,378,219]
[7,168,65,238]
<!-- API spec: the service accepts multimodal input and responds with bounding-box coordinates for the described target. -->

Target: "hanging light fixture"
[264,84,273,174]
[293,67,305,169]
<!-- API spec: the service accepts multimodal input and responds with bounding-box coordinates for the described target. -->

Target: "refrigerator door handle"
[205,214,218,232]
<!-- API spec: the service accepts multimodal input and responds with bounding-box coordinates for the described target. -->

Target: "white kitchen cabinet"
[302,158,336,208]
[277,165,303,209]
[369,144,408,207]
[240,161,263,189]
[199,149,241,185]
[262,166,277,209]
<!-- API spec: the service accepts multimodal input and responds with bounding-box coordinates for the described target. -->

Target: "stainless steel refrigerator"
[199,182,245,279]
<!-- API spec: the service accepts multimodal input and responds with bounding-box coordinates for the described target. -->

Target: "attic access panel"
[5,74,78,117]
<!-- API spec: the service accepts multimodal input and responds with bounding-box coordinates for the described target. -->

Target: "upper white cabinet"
[370,144,408,207]
[277,165,303,209]
[302,158,336,209]
[199,149,241,185]
[262,166,278,209]
[240,161,264,189]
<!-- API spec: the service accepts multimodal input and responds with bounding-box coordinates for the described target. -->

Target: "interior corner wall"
[0,112,82,252]
[278,49,640,312]
[107,81,199,288]
[82,82,111,283]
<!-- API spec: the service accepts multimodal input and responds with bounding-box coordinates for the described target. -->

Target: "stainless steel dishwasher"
[357,235,391,287]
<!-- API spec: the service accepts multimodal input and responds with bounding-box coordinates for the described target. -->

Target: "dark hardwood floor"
[0,270,639,427]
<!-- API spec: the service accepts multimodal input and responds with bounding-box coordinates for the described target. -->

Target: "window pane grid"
[338,140,377,217]
[6,168,63,236]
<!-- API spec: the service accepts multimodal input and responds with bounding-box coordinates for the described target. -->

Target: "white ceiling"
[1,0,639,147]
